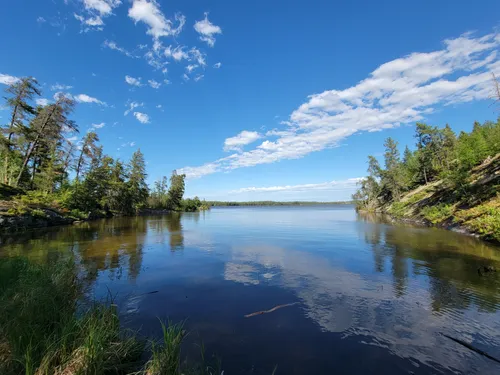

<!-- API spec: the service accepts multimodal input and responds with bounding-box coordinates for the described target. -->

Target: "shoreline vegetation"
[0,256,227,375]
[352,79,500,243]
[0,77,209,232]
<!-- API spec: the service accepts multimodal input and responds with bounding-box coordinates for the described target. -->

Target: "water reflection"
[0,213,188,278]
[2,207,500,374]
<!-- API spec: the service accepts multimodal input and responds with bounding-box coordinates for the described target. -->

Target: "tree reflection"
[166,213,184,251]
[358,211,500,312]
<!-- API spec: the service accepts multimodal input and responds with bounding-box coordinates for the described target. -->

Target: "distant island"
[207,201,353,206]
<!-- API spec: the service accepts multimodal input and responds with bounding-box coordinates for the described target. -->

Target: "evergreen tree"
[75,131,99,181]
[167,171,186,210]
[1,77,40,184]
[128,149,148,210]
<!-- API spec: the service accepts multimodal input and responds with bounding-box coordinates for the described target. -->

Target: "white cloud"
[83,0,121,15]
[0,73,20,85]
[133,112,150,123]
[229,178,364,194]
[124,101,143,116]
[37,17,46,23]
[36,98,50,106]
[156,104,162,108]
[186,64,198,73]
[194,13,222,47]
[91,122,105,129]
[189,47,206,66]
[128,0,185,39]
[75,94,106,105]
[213,62,222,69]
[72,0,120,31]
[66,136,78,143]
[164,45,189,61]
[148,79,161,89]
[125,75,143,86]
[224,130,262,152]
[179,31,500,179]
[51,83,73,91]
[194,74,204,82]
[74,13,103,28]
[120,141,136,148]
[182,73,190,82]
[103,40,137,58]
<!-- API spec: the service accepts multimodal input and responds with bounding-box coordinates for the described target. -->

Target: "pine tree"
[128,149,148,210]
[167,171,186,210]
[1,77,41,184]
[15,95,77,187]
[75,131,100,181]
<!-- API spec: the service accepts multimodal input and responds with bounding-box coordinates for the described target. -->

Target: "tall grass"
[0,258,142,375]
[0,257,226,375]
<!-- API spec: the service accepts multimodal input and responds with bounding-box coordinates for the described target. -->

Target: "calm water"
[2,206,500,374]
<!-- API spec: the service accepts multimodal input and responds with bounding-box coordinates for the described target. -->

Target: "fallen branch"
[440,332,500,364]
[244,302,299,318]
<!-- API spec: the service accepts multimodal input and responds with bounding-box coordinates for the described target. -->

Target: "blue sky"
[1,0,499,201]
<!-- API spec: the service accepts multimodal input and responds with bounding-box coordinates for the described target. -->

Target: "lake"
[1,205,500,374]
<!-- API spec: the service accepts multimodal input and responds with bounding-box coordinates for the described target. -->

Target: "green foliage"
[182,196,210,212]
[388,201,408,218]
[128,149,149,211]
[0,257,226,375]
[421,204,453,224]
[167,171,186,211]
[466,211,500,242]
[148,176,169,209]
[144,320,185,375]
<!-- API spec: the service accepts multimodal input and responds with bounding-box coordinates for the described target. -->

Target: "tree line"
[353,118,500,210]
[0,77,201,217]
[207,201,353,206]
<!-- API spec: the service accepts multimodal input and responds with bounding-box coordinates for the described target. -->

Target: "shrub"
[421,204,453,224]
[389,201,407,218]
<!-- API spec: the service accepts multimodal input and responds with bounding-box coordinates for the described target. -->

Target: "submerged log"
[440,332,500,364]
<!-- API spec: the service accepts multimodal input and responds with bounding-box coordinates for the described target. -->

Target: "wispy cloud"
[51,83,73,91]
[194,13,222,47]
[71,0,121,32]
[213,62,222,69]
[125,75,143,87]
[133,112,150,124]
[229,178,363,194]
[224,131,262,152]
[179,31,500,179]
[91,122,105,129]
[148,79,161,89]
[124,101,143,116]
[0,73,20,85]
[102,40,138,58]
[75,94,106,105]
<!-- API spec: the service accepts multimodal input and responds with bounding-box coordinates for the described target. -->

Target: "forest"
[0,77,207,221]
[353,116,500,241]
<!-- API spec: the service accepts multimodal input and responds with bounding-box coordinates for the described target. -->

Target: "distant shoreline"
[207,201,353,207]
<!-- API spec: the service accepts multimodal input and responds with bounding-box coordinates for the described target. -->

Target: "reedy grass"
[0,257,277,375]
[0,257,225,375]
